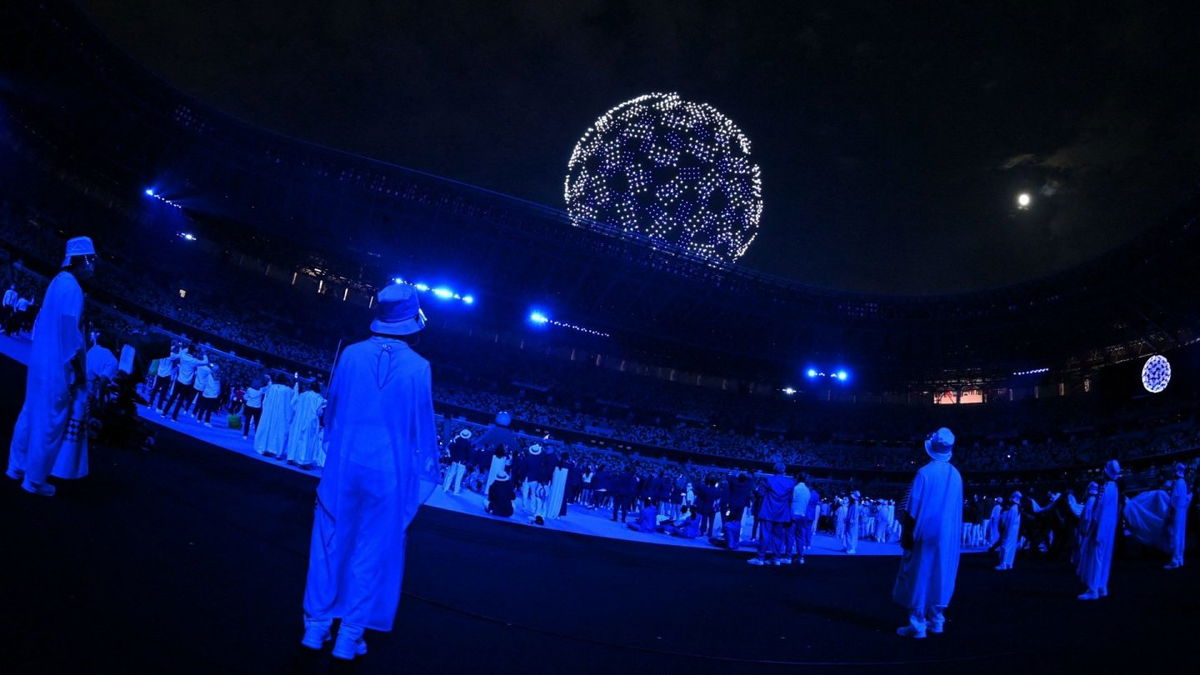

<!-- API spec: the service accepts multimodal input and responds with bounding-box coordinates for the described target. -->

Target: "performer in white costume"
[1165,462,1191,569]
[301,282,438,660]
[894,427,963,639]
[254,373,295,458]
[286,382,327,469]
[544,452,570,520]
[995,491,1021,570]
[1078,460,1120,600]
[6,237,95,495]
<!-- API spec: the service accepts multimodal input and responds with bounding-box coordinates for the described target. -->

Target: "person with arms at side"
[1078,461,1120,600]
[995,491,1022,570]
[894,428,963,638]
[1165,462,1191,569]
[6,237,96,496]
[301,282,439,660]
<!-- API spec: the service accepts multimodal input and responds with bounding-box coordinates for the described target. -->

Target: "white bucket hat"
[63,236,96,267]
[924,427,955,461]
[370,282,426,336]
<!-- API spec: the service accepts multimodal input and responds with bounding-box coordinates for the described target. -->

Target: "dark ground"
[0,354,1195,674]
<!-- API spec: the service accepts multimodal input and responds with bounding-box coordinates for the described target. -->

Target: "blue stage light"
[392,277,404,284]
[144,188,155,196]
[529,311,550,325]
[835,370,848,382]
[432,287,454,300]
[413,283,430,292]
[462,295,474,305]
[805,368,818,379]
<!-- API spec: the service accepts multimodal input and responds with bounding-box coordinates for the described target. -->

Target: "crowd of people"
[4,234,1194,661]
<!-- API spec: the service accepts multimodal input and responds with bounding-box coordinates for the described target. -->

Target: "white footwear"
[896,625,926,639]
[747,557,767,566]
[778,557,792,565]
[332,630,367,660]
[300,621,332,650]
[1078,590,1099,600]
[21,479,55,497]
[928,619,945,634]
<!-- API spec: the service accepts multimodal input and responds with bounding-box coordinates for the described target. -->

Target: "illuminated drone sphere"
[564,92,763,262]
[1141,354,1171,394]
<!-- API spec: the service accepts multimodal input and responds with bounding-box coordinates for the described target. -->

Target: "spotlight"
[144,188,155,196]
[1017,193,1031,209]
[413,283,430,292]
[782,387,797,395]
[529,311,550,325]
[431,287,454,300]
[806,368,818,379]
[462,295,474,305]
[835,370,849,382]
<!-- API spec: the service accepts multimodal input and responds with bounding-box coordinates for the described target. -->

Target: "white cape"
[286,390,326,466]
[253,383,294,456]
[303,337,439,632]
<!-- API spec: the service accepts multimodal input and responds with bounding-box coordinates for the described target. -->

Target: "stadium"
[1,2,1198,673]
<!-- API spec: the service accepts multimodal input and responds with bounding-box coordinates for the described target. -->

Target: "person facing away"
[254,372,296,458]
[6,237,96,496]
[995,491,1022,570]
[286,381,327,469]
[894,427,963,639]
[1165,462,1191,570]
[1078,460,1121,600]
[301,281,439,660]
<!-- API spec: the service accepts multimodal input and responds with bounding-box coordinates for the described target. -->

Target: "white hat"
[457,429,473,440]
[370,282,425,336]
[528,444,542,455]
[62,236,96,267]
[924,427,955,461]
[495,472,509,481]
[1104,459,1121,480]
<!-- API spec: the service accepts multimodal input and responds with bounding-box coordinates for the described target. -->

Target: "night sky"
[80,1,1200,294]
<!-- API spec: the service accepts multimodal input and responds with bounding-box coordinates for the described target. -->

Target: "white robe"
[7,271,86,484]
[893,457,963,613]
[253,383,294,456]
[986,504,1003,546]
[1168,478,1191,566]
[545,465,569,520]
[303,337,439,631]
[997,504,1020,568]
[286,390,326,466]
[1078,480,1118,593]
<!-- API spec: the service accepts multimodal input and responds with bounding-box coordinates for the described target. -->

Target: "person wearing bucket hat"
[1165,462,1191,569]
[995,491,1022,570]
[893,428,963,639]
[301,282,439,660]
[1078,460,1121,600]
[486,471,516,517]
[7,236,97,496]
[843,490,862,555]
[442,428,473,494]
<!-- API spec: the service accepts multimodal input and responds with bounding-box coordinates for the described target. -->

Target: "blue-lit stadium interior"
[2,3,1199,673]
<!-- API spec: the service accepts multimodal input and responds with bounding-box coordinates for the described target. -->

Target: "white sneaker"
[21,479,55,497]
[300,622,331,650]
[332,631,367,660]
[896,625,926,639]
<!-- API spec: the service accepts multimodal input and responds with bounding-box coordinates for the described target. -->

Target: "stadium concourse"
[2,338,1198,674]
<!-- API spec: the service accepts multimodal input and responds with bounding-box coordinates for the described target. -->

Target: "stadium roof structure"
[3,2,1199,390]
